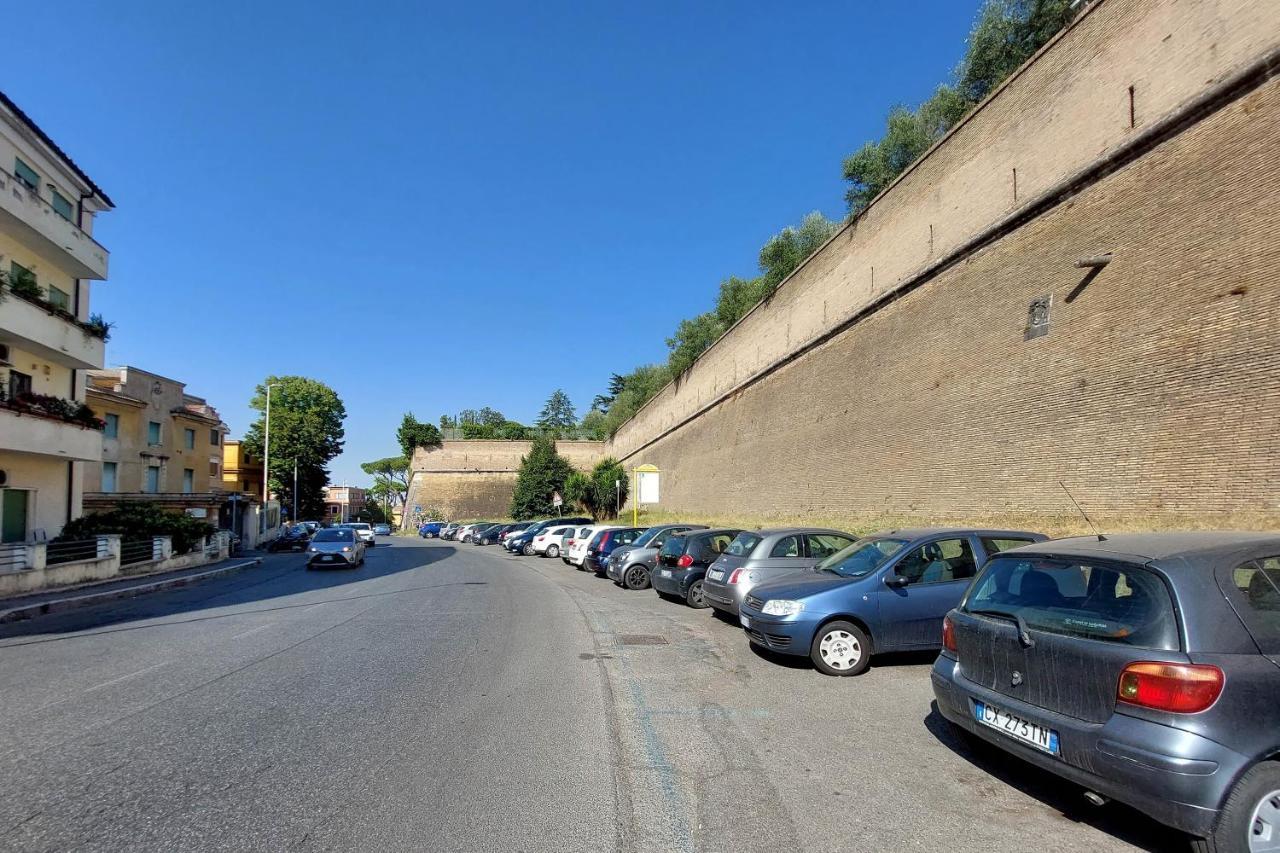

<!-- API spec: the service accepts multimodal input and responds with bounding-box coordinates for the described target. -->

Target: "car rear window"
[725,533,761,557]
[964,556,1179,650]
[1228,558,1280,655]
[659,536,688,559]
[314,529,352,542]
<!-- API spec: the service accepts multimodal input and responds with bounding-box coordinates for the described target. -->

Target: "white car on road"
[341,522,376,546]
[531,524,577,558]
[565,525,615,568]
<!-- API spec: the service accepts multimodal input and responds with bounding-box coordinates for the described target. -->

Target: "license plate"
[708,569,724,581]
[974,701,1059,755]
[660,569,672,578]
[740,615,750,629]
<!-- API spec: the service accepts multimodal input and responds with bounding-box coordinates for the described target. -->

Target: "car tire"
[623,565,651,591]
[547,544,560,558]
[809,620,872,676]
[1197,762,1280,853]
[523,543,534,556]
[686,580,709,609]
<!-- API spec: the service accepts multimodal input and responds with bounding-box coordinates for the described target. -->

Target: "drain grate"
[618,634,668,646]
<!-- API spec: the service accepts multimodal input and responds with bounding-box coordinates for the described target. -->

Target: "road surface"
[0,537,1185,851]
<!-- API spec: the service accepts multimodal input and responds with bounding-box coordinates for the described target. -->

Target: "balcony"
[0,168,109,280]
[0,288,105,369]
[0,402,102,461]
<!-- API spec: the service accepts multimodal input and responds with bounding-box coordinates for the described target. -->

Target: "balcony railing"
[0,166,109,280]
[2,277,111,340]
[0,386,106,430]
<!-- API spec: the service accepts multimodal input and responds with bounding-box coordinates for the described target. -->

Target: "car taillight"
[942,614,957,653]
[677,554,694,568]
[1117,662,1224,714]
[728,568,746,584]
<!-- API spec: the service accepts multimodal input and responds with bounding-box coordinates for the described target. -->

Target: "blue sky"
[9,0,981,486]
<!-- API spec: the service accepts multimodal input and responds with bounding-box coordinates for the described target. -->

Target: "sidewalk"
[0,554,266,624]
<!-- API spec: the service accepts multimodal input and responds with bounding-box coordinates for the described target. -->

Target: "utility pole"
[263,382,282,515]
[293,459,298,522]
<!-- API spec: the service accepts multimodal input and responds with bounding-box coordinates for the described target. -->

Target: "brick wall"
[611,73,1280,529]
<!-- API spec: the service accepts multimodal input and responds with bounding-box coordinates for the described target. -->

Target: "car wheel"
[623,565,651,591]
[547,544,560,558]
[809,621,872,676]
[686,580,709,609]
[1199,762,1280,853]
[522,543,534,556]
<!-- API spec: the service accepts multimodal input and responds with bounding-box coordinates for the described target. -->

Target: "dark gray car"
[606,523,709,590]
[932,532,1280,851]
[703,527,857,617]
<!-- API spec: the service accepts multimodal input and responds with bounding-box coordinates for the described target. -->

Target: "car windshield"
[725,532,761,557]
[816,537,906,578]
[313,529,352,542]
[350,524,371,530]
[963,556,1179,650]
[633,526,678,548]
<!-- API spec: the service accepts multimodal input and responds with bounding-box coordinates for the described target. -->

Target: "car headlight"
[309,547,318,553]
[761,599,805,617]
[342,546,351,552]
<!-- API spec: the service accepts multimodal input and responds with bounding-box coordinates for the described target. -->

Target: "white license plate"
[974,701,1059,755]
[739,615,750,629]
[707,569,724,581]
[660,569,673,578]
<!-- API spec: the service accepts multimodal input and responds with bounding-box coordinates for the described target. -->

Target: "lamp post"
[262,382,283,513]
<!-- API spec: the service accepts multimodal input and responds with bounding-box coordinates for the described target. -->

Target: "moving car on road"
[651,528,744,608]
[306,527,366,568]
[341,522,376,546]
[933,532,1280,852]
[703,528,857,617]
[373,523,392,536]
[584,526,647,575]
[606,524,709,590]
[739,528,1045,676]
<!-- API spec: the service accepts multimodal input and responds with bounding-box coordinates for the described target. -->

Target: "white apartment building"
[0,92,114,543]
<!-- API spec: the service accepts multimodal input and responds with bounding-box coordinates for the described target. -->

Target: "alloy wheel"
[1250,790,1280,852]
[624,566,650,590]
[819,629,862,671]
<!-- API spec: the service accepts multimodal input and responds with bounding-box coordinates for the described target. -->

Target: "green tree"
[510,436,575,519]
[361,455,409,522]
[592,374,627,412]
[498,420,530,440]
[562,457,629,520]
[601,364,671,437]
[757,212,840,290]
[477,407,505,427]
[458,409,481,426]
[397,412,443,459]
[666,311,724,377]
[242,376,346,520]
[580,408,608,440]
[536,389,577,432]
[439,414,458,430]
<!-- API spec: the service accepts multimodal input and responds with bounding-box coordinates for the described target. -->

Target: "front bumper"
[737,607,820,657]
[308,551,356,566]
[930,655,1242,837]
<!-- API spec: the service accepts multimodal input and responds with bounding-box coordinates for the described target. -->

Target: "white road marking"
[230,624,273,640]
[83,662,169,693]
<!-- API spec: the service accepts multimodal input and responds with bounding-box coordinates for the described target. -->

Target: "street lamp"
[262,382,283,512]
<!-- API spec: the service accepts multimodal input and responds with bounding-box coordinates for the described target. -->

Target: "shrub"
[58,502,215,553]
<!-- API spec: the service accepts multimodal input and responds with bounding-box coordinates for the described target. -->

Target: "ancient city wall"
[606,0,1280,529]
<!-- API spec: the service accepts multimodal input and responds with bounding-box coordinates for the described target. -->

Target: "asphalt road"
[0,537,1187,852]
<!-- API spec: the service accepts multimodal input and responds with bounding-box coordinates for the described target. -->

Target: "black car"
[650,529,743,608]
[474,524,506,545]
[268,524,311,552]
[932,532,1280,851]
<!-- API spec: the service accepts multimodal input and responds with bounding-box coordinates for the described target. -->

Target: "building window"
[210,429,220,446]
[209,461,220,478]
[148,421,161,445]
[10,260,33,286]
[13,158,39,191]
[51,189,73,222]
[145,465,160,493]
[47,285,70,312]
[102,462,117,493]
[7,370,33,400]
[103,413,119,438]
[182,468,194,493]
[183,428,195,450]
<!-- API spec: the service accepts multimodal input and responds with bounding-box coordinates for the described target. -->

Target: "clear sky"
[9,0,981,486]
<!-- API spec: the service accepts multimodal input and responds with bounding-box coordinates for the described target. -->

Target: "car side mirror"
[884,574,910,589]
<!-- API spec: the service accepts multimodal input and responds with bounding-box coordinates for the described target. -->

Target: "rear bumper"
[651,567,697,596]
[703,579,745,615]
[930,655,1243,837]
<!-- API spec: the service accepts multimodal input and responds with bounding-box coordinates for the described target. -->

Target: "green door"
[1,490,29,543]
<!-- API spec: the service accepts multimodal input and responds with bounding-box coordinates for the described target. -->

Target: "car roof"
[866,527,1043,540]
[1003,531,1280,567]
[674,527,743,538]
[750,527,854,538]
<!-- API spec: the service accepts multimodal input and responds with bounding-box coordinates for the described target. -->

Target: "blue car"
[738,528,1045,676]
[418,521,445,538]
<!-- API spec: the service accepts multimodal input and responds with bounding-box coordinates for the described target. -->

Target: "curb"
[0,558,264,624]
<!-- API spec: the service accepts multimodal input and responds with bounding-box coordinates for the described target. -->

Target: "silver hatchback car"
[306,527,366,568]
[703,528,856,616]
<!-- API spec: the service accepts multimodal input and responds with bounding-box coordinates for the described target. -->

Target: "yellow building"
[0,92,114,543]
[221,439,264,497]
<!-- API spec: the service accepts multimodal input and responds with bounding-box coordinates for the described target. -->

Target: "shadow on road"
[923,701,1187,852]
[0,540,457,642]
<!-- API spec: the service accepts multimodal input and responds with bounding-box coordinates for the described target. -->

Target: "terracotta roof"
[0,90,114,208]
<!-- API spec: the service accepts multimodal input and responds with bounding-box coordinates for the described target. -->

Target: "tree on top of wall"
[510,436,574,520]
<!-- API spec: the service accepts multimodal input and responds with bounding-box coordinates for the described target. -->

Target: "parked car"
[703,528,857,617]
[441,523,461,540]
[301,521,321,534]
[585,526,647,575]
[341,522,376,546]
[306,527,366,568]
[933,532,1280,851]
[651,529,744,607]
[268,524,312,553]
[474,523,506,545]
[498,522,532,543]
[564,525,608,567]
[739,528,1045,676]
[373,523,392,536]
[605,524,710,589]
[509,518,592,555]
[419,521,445,538]
[457,523,487,544]
[532,524,578,558]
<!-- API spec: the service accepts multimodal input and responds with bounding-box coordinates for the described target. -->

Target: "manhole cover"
[618,634,668,646]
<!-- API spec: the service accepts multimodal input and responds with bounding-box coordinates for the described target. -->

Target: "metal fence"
[120,537,160,566]
[0,544,27,572]
[45,538,102,566]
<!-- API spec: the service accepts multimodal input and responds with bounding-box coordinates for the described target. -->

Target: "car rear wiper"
[967,608,1036,648]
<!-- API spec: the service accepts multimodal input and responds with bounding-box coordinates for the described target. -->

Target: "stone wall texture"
[602,0,1280,528]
